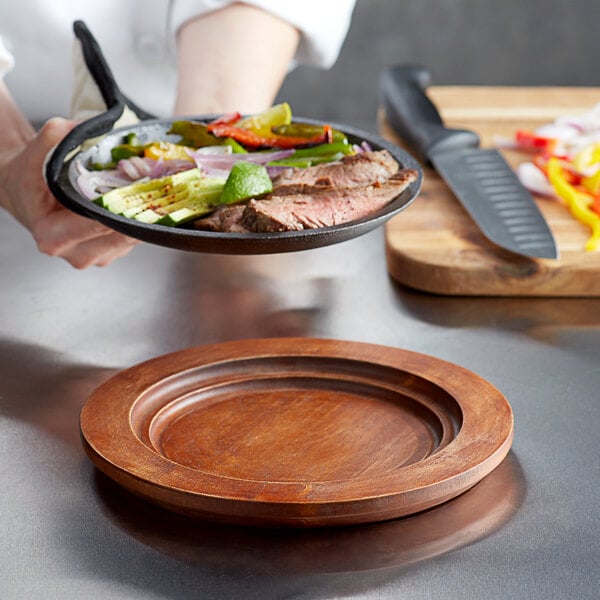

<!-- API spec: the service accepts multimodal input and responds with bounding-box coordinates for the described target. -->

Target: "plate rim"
[80,338,513,526]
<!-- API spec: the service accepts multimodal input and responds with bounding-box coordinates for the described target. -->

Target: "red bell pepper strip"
[515,129,558,153]
[208,112,242,126]
[207,123,333,149]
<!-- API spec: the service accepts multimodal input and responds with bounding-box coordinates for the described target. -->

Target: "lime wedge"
[219,161,273,204]
[236,103,292,136]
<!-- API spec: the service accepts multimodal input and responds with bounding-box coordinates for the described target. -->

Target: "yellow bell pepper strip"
[572,143,600,173]
[574,143,600,196]
[582,169,600,196]
[144,142,195,162]
[547,157,600,251]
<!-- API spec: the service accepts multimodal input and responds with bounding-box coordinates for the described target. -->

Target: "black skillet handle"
[73,20,155,121]
[378,64,480,163]
[45,21,157,211]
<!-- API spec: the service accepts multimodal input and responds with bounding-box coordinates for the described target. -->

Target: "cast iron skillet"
[45,21,423,255]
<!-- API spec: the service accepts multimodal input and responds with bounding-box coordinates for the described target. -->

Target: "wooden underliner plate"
[80,338,514,527]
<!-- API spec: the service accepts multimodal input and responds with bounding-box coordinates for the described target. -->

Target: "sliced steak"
[242,168,418,232]
[271,150,400,189]
[193,204,250,233]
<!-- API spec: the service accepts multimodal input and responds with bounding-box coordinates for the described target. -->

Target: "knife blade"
[379,64,559,259]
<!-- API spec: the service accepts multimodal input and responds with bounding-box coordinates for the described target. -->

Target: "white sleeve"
[0,36,15,79]
[168,0,356,69]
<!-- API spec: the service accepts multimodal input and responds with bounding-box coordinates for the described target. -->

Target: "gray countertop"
[1,209,598,599]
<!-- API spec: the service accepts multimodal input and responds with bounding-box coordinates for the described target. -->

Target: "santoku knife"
[379,64,559,259]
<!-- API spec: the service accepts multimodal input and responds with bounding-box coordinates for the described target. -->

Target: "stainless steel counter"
[1,208,598,599]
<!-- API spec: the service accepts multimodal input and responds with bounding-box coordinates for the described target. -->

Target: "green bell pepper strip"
[269,152,346,168]
[168,120,223,147]
[273,123,348,144]
[286,142,354,158]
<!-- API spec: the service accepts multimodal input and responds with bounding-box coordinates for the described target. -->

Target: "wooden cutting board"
[382,86,600,296]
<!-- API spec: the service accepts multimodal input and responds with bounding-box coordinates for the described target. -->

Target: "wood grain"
[80,338,513,527]
[382,86,600,296]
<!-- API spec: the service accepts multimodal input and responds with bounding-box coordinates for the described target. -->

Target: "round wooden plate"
[80,338,514,527]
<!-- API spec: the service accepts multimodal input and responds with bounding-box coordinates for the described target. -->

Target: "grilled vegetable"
[95,168,226,226]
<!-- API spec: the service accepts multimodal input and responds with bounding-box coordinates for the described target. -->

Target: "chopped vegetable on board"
[501,103,600,251]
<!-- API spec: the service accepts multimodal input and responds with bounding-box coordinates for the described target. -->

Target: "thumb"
[37,117,79,183]
[37,117,78,152]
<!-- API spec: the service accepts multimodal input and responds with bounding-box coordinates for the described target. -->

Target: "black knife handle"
[379,64,480,163]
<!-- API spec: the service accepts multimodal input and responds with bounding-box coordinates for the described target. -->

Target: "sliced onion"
[187,148,295,179]
[265,165,290,177]
[517,162,557,199]
[148,158,194,179]
[192,145,233,155]
[493,134,519,149]
[76,168,135,199]
[117,157,147,180]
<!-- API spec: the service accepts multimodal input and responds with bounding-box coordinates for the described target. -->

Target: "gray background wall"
[275,0,598,133]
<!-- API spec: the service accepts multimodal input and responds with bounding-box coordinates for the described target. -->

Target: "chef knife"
[379,64,559,259]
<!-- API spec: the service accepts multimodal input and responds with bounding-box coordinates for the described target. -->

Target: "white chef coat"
[0,0,356,123]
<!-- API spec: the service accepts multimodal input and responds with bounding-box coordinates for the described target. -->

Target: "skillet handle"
[73,20,155,121]
[45,20,158,212]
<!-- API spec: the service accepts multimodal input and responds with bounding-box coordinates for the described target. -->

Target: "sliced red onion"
[553,116,587,133]
[76,168,136,199]
[517,162,557,199]
[187,148,295,178]
[198,165,231,179]
[148,158,194,179]
[117,157,147,180]
[266,165,290,177]
[535,123,580,142]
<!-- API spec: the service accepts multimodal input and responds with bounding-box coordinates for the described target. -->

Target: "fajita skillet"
[45,21,422,255]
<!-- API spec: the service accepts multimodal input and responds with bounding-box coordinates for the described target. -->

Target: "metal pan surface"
[46,116,422,255]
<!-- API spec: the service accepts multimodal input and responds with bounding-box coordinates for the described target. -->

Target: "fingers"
[58,231,140,269]
[4,117,139,268]
[31,206,139,269]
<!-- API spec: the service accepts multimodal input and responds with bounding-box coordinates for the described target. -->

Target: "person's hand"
[0,117,139,268]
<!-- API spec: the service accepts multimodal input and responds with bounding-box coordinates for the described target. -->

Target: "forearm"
[0,81,34,153]
[0,81,35,213]
[174,4,300,116]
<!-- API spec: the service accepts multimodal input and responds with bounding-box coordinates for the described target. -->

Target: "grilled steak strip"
[194,204,249,233]
[195,168,418,233]
[243,169,418,232]
[271,149,400,189]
